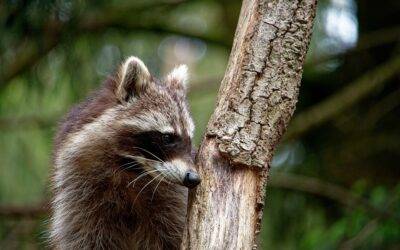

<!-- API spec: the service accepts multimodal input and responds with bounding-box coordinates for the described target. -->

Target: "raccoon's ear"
[116,56,151,103]
[165,64,189,94]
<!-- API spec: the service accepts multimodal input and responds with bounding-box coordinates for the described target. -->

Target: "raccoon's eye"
[161,134,175,145]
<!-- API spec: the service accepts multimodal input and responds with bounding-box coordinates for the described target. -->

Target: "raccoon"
[50,56,200,250]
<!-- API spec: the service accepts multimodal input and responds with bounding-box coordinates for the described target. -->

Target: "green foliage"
[261,184,400,250]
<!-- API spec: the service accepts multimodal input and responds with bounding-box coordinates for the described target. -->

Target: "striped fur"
[50,57,196,249]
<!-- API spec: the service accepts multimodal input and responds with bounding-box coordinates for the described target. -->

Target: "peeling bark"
[182,0,317,249]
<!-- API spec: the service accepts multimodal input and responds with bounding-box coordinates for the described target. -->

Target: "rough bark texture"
[182,0,317,249]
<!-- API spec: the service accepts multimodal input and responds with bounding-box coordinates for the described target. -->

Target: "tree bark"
[181,0,317,249]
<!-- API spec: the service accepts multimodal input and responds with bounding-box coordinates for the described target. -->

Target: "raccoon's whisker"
[117,162,139,172]
[151,176,165,202]
[131,147,165,164]
[132,155,161,163]
[120,162,143,172]
[155,146,179,179]
[133,173,163,205]
[124,155,162,164]
[127,168,168,189]
[120,160,139,169]
[114,162,141,175]
[122,164,141,171]
[127,170,159,188]
[166,179,172,185]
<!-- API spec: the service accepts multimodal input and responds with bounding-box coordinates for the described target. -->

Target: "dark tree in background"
[0,0,399,249]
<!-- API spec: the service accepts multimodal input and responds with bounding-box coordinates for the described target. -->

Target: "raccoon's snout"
[160,159,200,188]
[183,170,201,188]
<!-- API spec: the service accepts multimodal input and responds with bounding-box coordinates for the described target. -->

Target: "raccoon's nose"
[183,170,201,188]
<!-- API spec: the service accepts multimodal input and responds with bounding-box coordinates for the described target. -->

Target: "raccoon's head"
[110,56,200,188]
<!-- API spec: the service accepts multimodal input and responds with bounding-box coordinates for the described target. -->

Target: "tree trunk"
[181,0,317,249]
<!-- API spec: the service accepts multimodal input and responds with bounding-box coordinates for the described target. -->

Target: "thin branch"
[0,23,62,85]
[2,53,399,138]
[307,26,400,65]
[362,86,400,131]
[269,173,360,207]
[339,219,379,250]
[0,173,394,221]
[0,202,48,218]
[269,172,396,221]
[0,113,59,130]
[339,193,400,249]
[285,55,400,141]
[0,0,228,89]
[0,77,221,130]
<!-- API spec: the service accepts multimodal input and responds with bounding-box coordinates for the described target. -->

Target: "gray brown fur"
[50,57,196,249]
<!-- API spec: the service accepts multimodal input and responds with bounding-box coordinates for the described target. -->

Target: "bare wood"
[182,0,317,249]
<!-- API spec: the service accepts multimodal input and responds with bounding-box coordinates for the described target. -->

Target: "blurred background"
[0,0,399,249]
